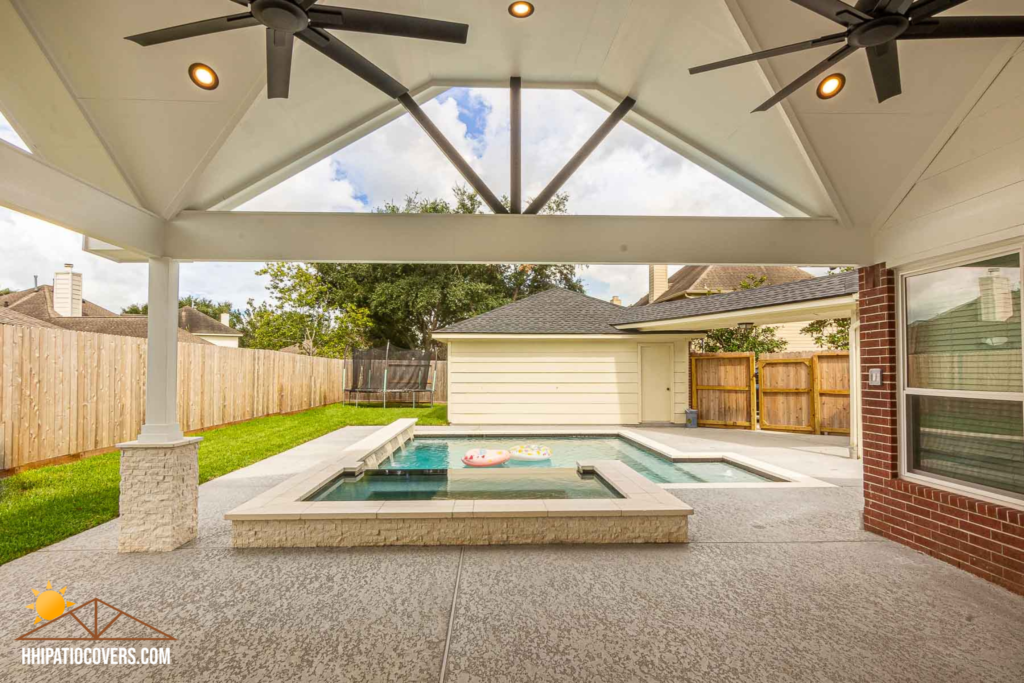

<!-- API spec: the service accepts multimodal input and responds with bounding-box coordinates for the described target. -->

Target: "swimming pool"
[382,436,771,484]
[308,469,623,502]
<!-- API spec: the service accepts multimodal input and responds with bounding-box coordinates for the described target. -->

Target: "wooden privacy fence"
[758,351,850,435]
[691,350,851,434]
[690,352,757,429]
[0,325,347,471]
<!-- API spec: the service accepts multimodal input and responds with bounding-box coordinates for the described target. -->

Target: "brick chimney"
[611,296,622,306]
[648,265,668,303]
[53,264,82,317]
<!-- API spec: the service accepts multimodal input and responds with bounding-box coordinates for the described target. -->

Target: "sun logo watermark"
[16,580,174,666]
[25,580,75,625]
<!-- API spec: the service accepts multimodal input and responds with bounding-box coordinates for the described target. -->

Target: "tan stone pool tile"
[378,501,456,519]
[472,501,548,518]
[613,500,691,517]
[225,503,312,520]
[299,502,384,519]
[543,500,622,517]
[453,501,475,518]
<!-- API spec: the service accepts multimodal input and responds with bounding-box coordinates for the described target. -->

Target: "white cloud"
[0,111,29,152]
[0,209,269,312]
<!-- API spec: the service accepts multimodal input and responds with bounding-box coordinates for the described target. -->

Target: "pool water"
[309,470,622,501]
[383,436,771,484]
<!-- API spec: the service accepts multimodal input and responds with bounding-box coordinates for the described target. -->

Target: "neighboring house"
[176,308,241,347]
[434,272,859,426]
[635,265,826,352]
[0,265,237,345]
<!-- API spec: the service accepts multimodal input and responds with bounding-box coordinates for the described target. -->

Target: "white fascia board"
[0,143,165,256]
[614,295,857,331]
[432,333,703,341]
[165,211,869,265]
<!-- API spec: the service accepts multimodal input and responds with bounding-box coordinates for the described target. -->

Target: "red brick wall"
[858,263,1024,596]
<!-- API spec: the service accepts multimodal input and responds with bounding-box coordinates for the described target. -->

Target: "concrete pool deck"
[2,426,1022,682]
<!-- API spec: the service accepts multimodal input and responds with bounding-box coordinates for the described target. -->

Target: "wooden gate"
[690,352,756,429]
[758,351,850,435]
[814,351,851,435]
[758,354,814,433]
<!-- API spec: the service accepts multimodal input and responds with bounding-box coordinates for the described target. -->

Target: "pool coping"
[224,420,694,522]
[414,426,835,490]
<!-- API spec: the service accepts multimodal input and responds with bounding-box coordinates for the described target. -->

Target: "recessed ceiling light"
[189,63,219,90]
[508,2,535,18]
[816,73,845,100]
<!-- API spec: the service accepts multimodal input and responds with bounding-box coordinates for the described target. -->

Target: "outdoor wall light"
[188,63,219,90]
[508,2,535,18]
[816,73,845,100]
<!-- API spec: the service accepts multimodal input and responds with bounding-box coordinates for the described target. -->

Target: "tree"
[0,288,11,296]
[800,267,853,350]
[692,273,787,356]
[310,185,585,350]
[243,263,373,358]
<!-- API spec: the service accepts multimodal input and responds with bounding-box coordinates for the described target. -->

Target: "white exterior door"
[640,344,673,423]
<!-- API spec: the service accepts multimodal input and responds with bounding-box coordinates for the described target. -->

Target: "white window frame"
[896,242,1024,510]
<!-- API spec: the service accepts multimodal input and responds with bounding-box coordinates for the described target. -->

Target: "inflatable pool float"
[462,448,511,467]
[509,444,552,462]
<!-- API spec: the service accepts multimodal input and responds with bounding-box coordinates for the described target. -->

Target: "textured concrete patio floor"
[2,426,1022,682]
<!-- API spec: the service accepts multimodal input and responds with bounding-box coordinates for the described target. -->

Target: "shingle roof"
[0,308,62,329]
[614,271,859,326]
[436,288,629,335]
[436,273,858,335]
[178,307,242,336]
[632,266,814,306]
[45,316,210,344]
[0,286,213,343]
[0,286,118,319]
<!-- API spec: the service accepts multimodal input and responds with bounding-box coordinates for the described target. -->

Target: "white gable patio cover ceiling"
[1,0,1022,266]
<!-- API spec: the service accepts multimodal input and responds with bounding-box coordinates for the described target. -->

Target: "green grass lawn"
[0,403,446,566]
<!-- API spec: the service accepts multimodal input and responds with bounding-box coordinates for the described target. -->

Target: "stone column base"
[118,437,202,552]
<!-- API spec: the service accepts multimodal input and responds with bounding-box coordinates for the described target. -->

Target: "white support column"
[118,257,201,553]
[139,257,184,443]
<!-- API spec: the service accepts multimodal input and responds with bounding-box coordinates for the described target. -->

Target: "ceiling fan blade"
[866,41,902,102]
[902,16,1024,39]
[125,13,258,46]
[790,0,871,26]
[296,28,408,98]
[308,7,469,44]
[753,44,858,112]
[266,29,294,99]
[857,0,914,12]
[690,33,846,75]
[907,0,971,20]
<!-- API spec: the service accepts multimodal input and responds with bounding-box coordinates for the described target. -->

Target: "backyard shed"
[433,289,697,426]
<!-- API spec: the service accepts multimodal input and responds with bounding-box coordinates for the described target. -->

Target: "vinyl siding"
[447,338,692,425]
[774,321,819,353]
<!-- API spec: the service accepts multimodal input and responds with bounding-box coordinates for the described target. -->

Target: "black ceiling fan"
[689,0,1024,112]
[126,0,469,100]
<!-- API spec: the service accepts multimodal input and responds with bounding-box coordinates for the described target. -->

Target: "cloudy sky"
[1,87,798,312]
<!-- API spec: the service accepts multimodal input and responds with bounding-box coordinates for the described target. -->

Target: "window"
[902,251,1024,501]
